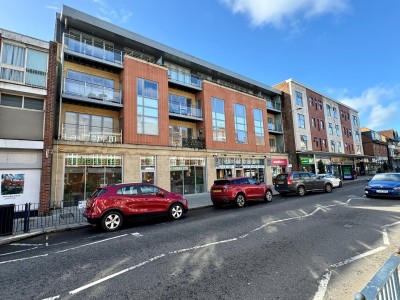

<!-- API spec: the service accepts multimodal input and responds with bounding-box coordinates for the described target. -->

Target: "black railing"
[182,137,205,149]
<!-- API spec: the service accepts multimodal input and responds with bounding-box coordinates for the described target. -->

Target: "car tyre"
[325,183,333,193]
[101,211,123,232]
[235,193,246,207]
[169,203,184,220]
[338,181,343,188]
[264,190,273,202]
[297,186,306,196]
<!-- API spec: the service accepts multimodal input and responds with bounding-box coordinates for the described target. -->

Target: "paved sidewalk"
[0,177,366,246]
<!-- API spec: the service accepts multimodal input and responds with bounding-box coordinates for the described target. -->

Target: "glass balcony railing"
[168,68,202,89]
[61,123,122,143]
[168,101,202,119]
[268,123,283,132]
[63,33,123,66]
[266,100,281,111]
[270,146,284,153]
[63,78,122,105]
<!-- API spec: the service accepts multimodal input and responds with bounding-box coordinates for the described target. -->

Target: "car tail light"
[287,175,293,185]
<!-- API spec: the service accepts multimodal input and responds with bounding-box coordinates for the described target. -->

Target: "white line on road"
[55,234,128,253]
[131,232,143,237]
[313,271,332,300]
[330,246,387,268]
[0,247,38,256]
[42,295,60,300]
[0,254,48,265]
[69,254,165,295]
[169,238,237,254]
[10,243,43,246]
[382,227,390,245]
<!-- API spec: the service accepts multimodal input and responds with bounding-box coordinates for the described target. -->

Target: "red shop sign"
[271,158,288,166]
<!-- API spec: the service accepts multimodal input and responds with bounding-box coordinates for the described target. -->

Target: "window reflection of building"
[170,157,206,195]
[141,156,156,184]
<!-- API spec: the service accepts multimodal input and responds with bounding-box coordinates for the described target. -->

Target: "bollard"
[23,203,30,233]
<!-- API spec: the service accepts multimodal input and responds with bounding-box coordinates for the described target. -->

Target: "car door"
[139,185,168,215]
[312,173,325,190]
[248,177,264,199]
[300,173,314,191]
[115,185,142,216]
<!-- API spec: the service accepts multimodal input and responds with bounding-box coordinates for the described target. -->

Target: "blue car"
[365,173,400,198]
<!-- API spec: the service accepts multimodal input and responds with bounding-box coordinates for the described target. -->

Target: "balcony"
[168,101,203,121]
[168,68,202,90]
[170,136,205,149]
[62,78,122,107]
[63,33,123,68]
[268,122,283,133]
[270,146,284,153]
[266,100,281,112]
[61,123,122,144]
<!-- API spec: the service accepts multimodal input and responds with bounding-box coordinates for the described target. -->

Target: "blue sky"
[1,0,399,134]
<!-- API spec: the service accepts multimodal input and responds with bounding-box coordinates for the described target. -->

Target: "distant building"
[361,128,390,173]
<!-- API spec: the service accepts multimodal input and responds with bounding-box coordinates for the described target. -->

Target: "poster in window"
[1,174,25,195]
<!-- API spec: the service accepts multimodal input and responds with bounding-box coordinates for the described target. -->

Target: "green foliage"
[317,159,325,174]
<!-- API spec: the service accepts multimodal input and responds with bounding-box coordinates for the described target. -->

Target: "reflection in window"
[298,114,305,128]
[296,91,303,106]
[253,108,265,146]
[137,78,159,135]
[234,103,247,144]
[212,97,226,141]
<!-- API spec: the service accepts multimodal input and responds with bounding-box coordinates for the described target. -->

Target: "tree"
[383,161,389,172]
[317,160,325,174]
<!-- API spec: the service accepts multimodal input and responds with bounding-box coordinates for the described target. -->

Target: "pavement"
[0,176,368,246]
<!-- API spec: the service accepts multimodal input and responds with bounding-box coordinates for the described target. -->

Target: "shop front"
[214,157,265,182]
[299,156,315,173]
[170,157,206,195]
[270,158,288,181]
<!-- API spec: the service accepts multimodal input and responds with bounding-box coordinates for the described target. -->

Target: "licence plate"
[277,182,284,185]
[213,189,222,193]
[376,190,389,193]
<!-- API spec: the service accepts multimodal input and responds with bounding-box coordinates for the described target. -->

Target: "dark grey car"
[274,171,333,196]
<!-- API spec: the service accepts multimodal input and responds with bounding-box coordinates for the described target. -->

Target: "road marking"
[10,243,43,246]
[42,295,60,300]
[131,232,143,237]
[313,271,332,300]
[169,238,237,254]
[330,246,386,268]
[0,254,48,265]
[0,247,38,256]
[55,234,127,253]
[69,254,165,295]
[382,227,390,245]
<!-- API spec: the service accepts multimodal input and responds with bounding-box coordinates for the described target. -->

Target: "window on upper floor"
[352,115,358,126]
[322,139,327,148]
[137,78,159,135]
[333,107,338,118]
[234,103,247,144]
[309,97,313,106]
[326,104,331,116]
[337,141,342,153]
[328,123,333,135]
[296,91,303,106]
[298,113,305,129]
[300,135,308,150]
[320,120,325,129]
[0,42,48,88]
[311,118,316,127]
[356,145,361,154]
[253,108,265,146]
[330,141,336,152]
[212,97,226,142]
[349,129,352,137]
[318,100,323,110]
[335,125,340,136]
[0,93,44,110]
[314,137,319,147]
[355,131,360,141]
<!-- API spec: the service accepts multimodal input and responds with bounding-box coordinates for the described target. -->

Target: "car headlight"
[393,187,400,190]
[365,186,371,190]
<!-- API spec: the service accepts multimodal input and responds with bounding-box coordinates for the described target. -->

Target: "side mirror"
[156,191,165,197]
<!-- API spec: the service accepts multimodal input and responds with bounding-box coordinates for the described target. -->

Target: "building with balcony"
[0,29,56,211]
[274,79,365,179]
[51,5,285,202]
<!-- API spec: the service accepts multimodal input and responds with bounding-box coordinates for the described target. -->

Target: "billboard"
[0,170,41,205]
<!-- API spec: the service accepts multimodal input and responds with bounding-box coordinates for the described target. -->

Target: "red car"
[210,177,273,207]
[83,183,188,231]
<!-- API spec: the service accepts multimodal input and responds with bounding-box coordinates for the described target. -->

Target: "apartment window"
[351,144,354,152]
[355,131,360,141]
[169,126,192,147]
[300,135,307,150]
[356,145,361,154]
[269,138,276,152]
[322,139,327,148]
[137,78,159,135]
[212,97,226,141]
[333,107,338,118]
[0,93,44,110]
[318,101,323,110]
[66,70,115,100]
[311,118,316,127]
[345,143,348,151]
[335,125,340,136]
[298,113,305,129]
[64,112,114,141]
[328,123,333,135]
[0,42,48,88]
[320,120,325,129]
[309,97,313,106]
[349,129,352,137]
[253,108,265,146]
[295,91,303,106]
[314,137,319,147]
[352,115,358,126]
[234,103,247,144]
[326,104,331,116]
[331,141,336,152]
[337,141,342,153]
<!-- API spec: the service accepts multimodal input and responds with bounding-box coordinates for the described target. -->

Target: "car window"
[247,178,257,184]
[90,188,107,198]
[292,174,300,180]
[275,174,287,181]
[140,185,159,195]
[230,179,240,185]
[214,180,230,186]
[300,173,310,179]
[116,186,139,195]
[372,174,400,182]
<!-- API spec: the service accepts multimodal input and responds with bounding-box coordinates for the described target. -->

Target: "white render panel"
[0,29,49,49]
[348,108,364,155]
[323,97,344,154]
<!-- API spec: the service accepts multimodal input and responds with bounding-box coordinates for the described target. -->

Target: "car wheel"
[170,203,184,220]
[339,181,343,188]
[235,193,246,207]
[297,186,306,196]
[264,190,273,202]
[325,183,333,193]
[101,211,123,232]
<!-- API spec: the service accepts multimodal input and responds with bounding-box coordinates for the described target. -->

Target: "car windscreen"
[372,174,400,182]
[213,180,231,186]
[275,174,288,181]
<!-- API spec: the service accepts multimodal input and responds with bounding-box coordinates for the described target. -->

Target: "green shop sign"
[299,157,315,164]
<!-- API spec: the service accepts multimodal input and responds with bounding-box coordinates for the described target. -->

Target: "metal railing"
[63,33,123,66]
[270,146,285,153]
[12,202,87,234]
[63,77,122,104]
[61,123,122,143]
[168,68,202,89]
[268,123,283,132]
[168,101,202,118]
[170,136,205,149]
[267,100,281,111]
[355,252,400,299]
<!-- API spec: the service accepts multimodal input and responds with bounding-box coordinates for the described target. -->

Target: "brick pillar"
[39,42,57,215]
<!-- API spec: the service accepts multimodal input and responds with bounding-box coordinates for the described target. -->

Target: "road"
[1,181,400,300]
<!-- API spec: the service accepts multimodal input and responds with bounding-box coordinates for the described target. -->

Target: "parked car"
[210,177,273,207]
[274,171,333,196]
[83,183,189,231]
[316,174,343,188]
[364,173,400,198]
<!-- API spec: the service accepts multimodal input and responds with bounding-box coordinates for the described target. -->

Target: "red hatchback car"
[210,177,273,207]
[83,183,188,231]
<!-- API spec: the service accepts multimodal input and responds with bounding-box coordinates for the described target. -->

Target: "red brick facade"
[306,89,328,152]
[338,104,354,154]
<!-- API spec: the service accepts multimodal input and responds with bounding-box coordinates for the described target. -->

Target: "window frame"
[212,97,226,142]
[137,78,159,136]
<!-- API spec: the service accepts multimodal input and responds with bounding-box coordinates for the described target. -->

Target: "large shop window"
[64,154,122,203]
[137,78,159,135]
[141,156,156,184]
[170,157,206,195]
[212,97,226,142]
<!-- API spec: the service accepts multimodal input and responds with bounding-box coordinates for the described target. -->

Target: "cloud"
[332,85,400,130]
[220,0,349,28]
[45,5,59,11]
[92,0,132,23]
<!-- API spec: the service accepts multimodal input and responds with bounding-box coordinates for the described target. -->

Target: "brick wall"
[338,104,354,154]
[306,89,328,152]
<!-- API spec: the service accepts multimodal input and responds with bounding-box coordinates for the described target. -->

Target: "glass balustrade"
[168,68,202,89]
[168,100,202,118]
[61,123,122,143]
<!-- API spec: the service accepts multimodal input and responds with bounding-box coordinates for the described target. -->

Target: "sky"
[1,0,399,135]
